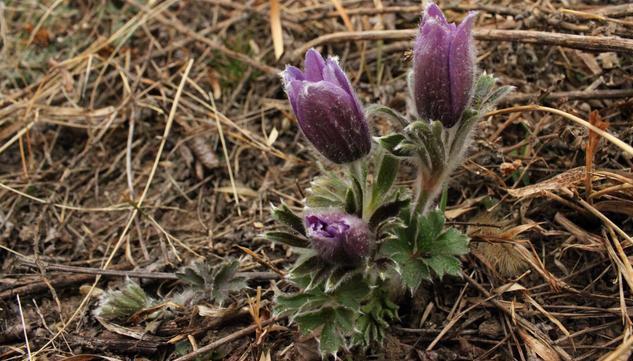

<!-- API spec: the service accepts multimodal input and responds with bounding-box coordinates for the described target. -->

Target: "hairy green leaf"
[271,203,305,236]
[371,153,399,206]
[263,231,309,248]
[383,210,469,290]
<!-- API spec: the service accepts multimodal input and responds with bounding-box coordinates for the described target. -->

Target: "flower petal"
[282,65,304,83]
[422,3,448,27]
[413,17,452,123]
[448,12,477,126]
[322,58,364,119]
[304,211,371,264]
[295,82,370,164]
[304,48,326,82]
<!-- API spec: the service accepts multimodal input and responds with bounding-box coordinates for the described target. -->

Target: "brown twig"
[64,334,168,355]
[172,317,282,361]
[17,259,279,281]
[292,29,633,59]
[300,3,521,19]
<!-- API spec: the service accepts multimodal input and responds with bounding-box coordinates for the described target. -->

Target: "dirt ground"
[1,1,633,360]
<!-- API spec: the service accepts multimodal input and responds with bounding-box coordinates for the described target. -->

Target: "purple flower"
[305,211,371,265]
[412,4,477,128]
[282,49,371,164]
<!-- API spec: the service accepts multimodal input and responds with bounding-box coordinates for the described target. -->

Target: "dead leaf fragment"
[518,329,561,361]
[507,167,586,198]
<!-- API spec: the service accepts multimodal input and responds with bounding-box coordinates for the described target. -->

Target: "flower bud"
[305,211,371,265]
[282,49,371,164]
[412,3,477,128]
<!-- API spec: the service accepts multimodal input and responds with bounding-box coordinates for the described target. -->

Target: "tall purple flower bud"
[282,49,371,164]
[305,211,371,265]
[412,4,477,128]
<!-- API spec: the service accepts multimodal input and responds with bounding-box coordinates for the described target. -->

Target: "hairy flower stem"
[414,170,447,215]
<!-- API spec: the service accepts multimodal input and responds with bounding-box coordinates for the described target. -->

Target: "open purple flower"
[305,211,371,265]
[412,3,477,128]
[282,49,371,164]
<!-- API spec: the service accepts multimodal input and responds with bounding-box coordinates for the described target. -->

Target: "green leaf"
[399,257,428,291]
[424,255,462,278]
[211,260,247,305]
[350,287,399,347]
[271,203,306,236]
[290,254,320,277]
[264,231,309,248]
[368,197,409,230]
[324,267,356,293]
[306,265,335,292]
[344,186,357,215]
[177,259,246,306]
[275,287,329,317]
[471,72,496,109]
[307,173,348,208]
[306,194,342,208]
[371,153,399,207]
[383,210,469,290]
[471,72,513,112]
[421,227,470,256]
[382,234,411,261]
[176,268,205,287]
[95,280,155,321]
[350,176,364,218]
[213,260,239,289]
[418,210,445,247]
[333,307,356,334]
[319,314,345,356]
[365,104,409,128]
[294,309,329,334]
[275,293,314,315]
[376,133,414,158]
[485,85,514,107]
[406,121,444,170]
[332,274,370,309]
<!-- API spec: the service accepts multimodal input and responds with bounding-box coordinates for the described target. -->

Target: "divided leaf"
[383,210,469,291]
[177,259,247,306]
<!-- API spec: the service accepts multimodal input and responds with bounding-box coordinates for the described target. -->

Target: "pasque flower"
[305,211,371,264]
[412,3,477,128]
[282,49,371,164]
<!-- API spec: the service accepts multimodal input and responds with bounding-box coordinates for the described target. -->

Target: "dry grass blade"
[518,329,561,361]
[489,105,633,157]
[584,111,609,200]
[16,295,32,361]
[269,0,284,60]
[330,0,354,32]
[599,335,633,361]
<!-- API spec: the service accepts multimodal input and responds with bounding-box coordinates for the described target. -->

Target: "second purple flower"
[305,211,371,265]
[412,4,477,128]
[282,49,371,164]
